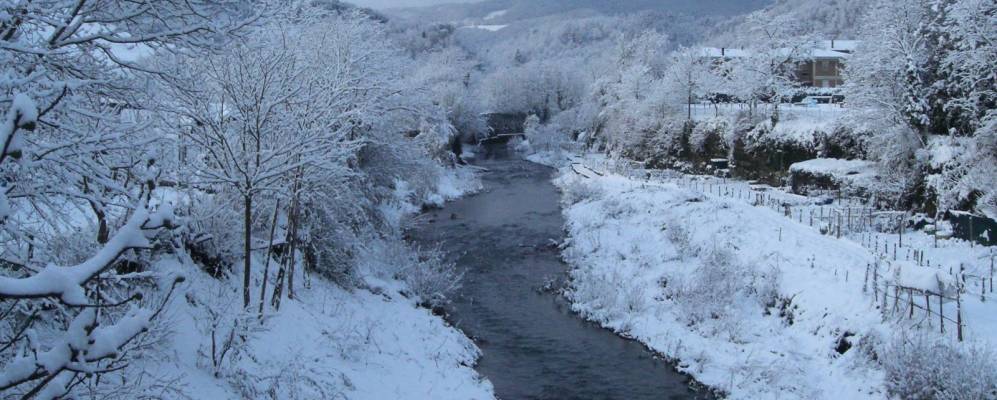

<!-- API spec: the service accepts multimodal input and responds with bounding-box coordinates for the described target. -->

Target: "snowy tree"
[726,13,814,120]
[844,0,996,212]
[661,46,713,121]
[0,1,259,396]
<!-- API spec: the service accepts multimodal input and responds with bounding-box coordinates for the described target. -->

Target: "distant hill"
[706,0,874,45]
[308,0,389,22]
[385,0,772,24]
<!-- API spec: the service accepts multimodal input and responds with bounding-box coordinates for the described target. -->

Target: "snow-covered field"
[547,155,997,399]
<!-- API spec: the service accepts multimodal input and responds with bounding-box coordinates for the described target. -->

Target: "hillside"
[386,0,772,24]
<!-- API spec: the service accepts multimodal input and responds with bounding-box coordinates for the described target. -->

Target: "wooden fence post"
[938,293,945,334]
[981,277,986,302]
[957,285,963,342]
[908,288,914,319]
[873,262,879,301]
[863,263,870,293]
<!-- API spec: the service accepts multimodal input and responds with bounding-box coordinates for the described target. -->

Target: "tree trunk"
[687,89,692,122]
[286,204,297,301]
[243,193,252,308]
[259,200,280,316]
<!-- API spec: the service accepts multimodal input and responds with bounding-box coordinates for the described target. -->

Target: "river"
[409,145,709,400]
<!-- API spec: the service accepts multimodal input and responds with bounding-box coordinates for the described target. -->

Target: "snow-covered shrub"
[866,126,928,209]
[181,191,242,276]
[526,121,573,154]
[361,240,462,309]
[360,130,449,210]
[880,331,997,400]
[664,217,697,259]
[928,114,997,218]
[689,117,731,156]
[668,246,779,328]
[559,175,605,205]
[402,248,463,309]
[187,283,261,378]
[567,261,649,330]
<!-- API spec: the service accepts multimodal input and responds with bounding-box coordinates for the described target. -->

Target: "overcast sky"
[349,0,481,9]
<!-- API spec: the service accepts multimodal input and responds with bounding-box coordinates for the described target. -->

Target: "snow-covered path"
[409,148,710,399]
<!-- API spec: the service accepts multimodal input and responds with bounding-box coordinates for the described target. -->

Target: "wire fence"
[570,157,997,342]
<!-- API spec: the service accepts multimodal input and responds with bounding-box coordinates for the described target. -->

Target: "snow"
[1,93,37,159]
[925,134,970,169]
[697,47,849,59]
[483,9,507,20]
[550,155,997,399]
[464,24,508,32]
[789,158,879,190]
[790,158,876,176]
[816,40,860,52]
[698,47,750,58]
[0,205,172,304]
[113,169,492,399]
[893,261,956,295]
[135,253,494,400]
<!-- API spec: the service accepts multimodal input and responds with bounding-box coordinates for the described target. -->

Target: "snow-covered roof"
[699,41,853,60]
[816,40,859,52]
[698,47,750,58]
[462,24,508,32]
[809,48,850,59]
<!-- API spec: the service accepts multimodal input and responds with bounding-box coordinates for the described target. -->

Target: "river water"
[409,145,708,400]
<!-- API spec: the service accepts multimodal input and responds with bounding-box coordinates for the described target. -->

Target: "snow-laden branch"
[0,274,185,397]
[0,205,175,305]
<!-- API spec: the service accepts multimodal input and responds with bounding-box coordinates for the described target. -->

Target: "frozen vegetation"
[550,156,997,399]
[0,1,493,398]
[1,0,994,398]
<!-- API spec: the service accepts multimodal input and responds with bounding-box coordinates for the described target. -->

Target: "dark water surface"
[408,145,708,400]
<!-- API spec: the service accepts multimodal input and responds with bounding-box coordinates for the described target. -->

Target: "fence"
[569,159,996,342]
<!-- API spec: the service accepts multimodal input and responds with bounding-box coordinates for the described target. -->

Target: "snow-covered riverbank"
[129,167,495,400]
[548,155,997,399]
[133,254,494,400]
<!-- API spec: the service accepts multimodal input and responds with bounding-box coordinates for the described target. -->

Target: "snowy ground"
[125,166,494,400]
[135,255,493,400]
[546,154,996,399]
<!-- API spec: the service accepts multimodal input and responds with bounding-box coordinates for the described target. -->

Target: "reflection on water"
[408,145,709,400]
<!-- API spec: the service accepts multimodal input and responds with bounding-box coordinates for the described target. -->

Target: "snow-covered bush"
[181,191,243,277]
[879,331,997,400]
[559,175,606,205]
[567,260,650,332]
[361,240,463,309]
[401,248,463,309]
[525,121,573,155]
[668,246,780,328]
[664,218,697,259]
[689,117,731,156]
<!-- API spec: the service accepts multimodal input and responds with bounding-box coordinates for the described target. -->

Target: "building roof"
[698,45,851,60]
[816,40,859,52]
[698,47,750,58]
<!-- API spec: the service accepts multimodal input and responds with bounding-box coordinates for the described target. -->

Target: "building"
[795,48,848,88]
[700,40,857,88]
